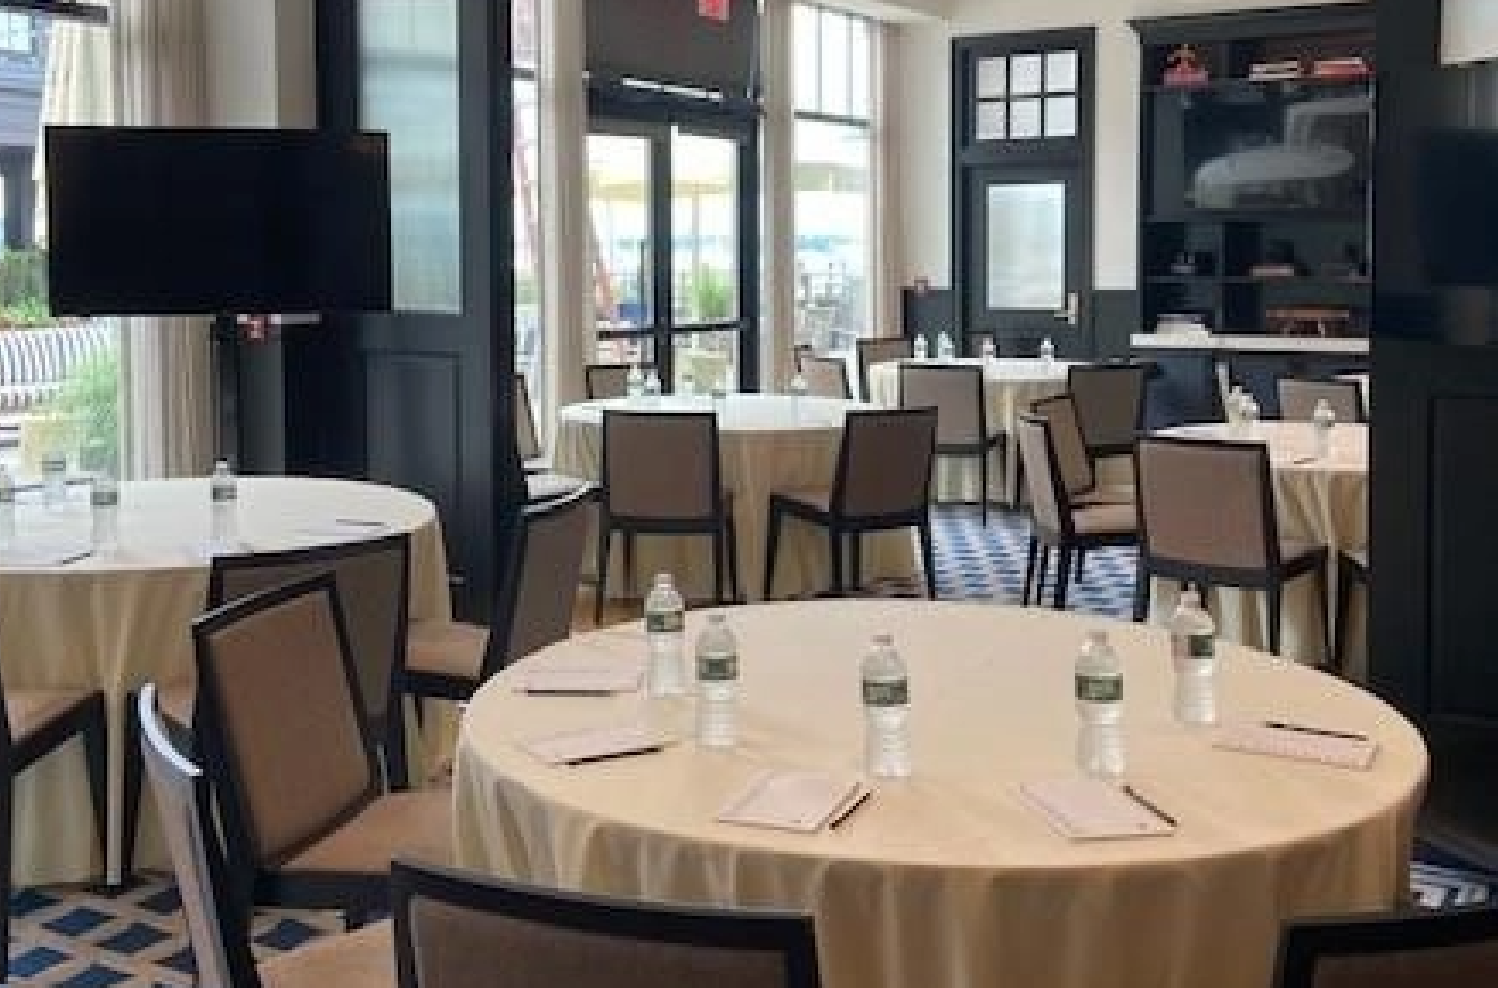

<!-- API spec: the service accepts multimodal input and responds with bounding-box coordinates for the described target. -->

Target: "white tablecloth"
[867,357,1071,504]
[0,477,451,885]
[553,395,917,601]
[1152,422,1368,673]
[455,599,1425,988]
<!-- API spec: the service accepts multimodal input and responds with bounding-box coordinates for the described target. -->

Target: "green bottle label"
[646,610,683,634]
[863,679,909,707]
[1172,632,1215,661]
[697,651,738,682]
[1076,673,1122,704]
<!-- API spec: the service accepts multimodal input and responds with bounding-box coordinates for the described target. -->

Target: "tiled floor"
[2,503,1489,983]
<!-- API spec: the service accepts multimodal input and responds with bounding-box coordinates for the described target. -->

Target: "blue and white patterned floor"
[1,503,1490,983]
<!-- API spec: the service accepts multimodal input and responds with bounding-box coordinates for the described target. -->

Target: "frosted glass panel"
[976,57,1007,98]
[1009,98,1042,139]
[359,0,460,313]
[986,183,1066,310]
[1046,50,1078,92]
[1442,0,1498,64]
[1044,95,1077,137]
[975,102,1006,141]
[1010,54,1043,95]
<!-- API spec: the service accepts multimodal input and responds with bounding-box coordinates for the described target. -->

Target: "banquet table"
[866,356,1071,504]
[1152,421,1368,674]
[0,476,450,885]
[553,394,917,602]
[454,599,1425,988]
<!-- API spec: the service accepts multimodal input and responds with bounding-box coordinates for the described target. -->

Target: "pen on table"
[565,745,664,766]
[828,789,873,830]
[334,518,386,529]
[1121,785,1178,829]
[1262,720,1368,742]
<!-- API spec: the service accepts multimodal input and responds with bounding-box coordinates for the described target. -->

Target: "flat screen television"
[1174,87,1372,212]
[45,126,392,316]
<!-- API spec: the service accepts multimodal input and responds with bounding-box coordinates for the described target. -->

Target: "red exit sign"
[698,0,729,23]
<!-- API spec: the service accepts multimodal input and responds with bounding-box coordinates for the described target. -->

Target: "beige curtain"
[111,0,213,478]
[871,19,900,340]
[760,0,797,391]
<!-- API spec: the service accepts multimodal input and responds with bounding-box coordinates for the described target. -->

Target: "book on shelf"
[1311,56,1371,80]
[1247,59,1303,81]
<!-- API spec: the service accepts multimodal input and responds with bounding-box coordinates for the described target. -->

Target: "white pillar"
[871,19,902,338]
[759,0,797,391]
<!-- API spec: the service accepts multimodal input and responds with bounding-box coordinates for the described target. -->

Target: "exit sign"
[698,0,729,23]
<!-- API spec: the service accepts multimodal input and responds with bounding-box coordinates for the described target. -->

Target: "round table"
[0,476,451,885]
[454,599,1425,988]
[553,394,918,601]
[867,357,1071,504]
[1153,421,1369,673]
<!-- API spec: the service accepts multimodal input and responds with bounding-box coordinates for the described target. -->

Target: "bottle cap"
[1087,629,1109,645]
[872,632,894,646]
[652,572,673,586]
[1180,588,1201,607]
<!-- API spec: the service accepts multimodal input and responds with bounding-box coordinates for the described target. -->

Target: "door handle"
[1053,291,1079,326]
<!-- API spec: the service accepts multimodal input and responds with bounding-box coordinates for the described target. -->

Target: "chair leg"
[1318,564,1334,671]
[1023,536,1039,605]
[593,524,611,626]
[81,696,109,885]
[1132,561,1150,622]
[1053,547,1072,609]
[622,533,636,599]
[828,529,845,594]
[849,534,863,593]
[711,529,726,606]
[1074,548,1086,583]
[918,520,938,599]
[1267,583,1283,656]
[725,517,741,603]
[0,781,11,982]
[763,507,783,601]
[121,692,144,882]
[978,451,990,527]
[1037,546,1052,605]
[385,702,411,791]
[1334,556,1355,675]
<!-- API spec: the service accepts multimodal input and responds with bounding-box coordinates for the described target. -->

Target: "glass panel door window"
[671,130,739,392]
[793,118,869,357]
[588,132,654,334]
[985,182,1066,310]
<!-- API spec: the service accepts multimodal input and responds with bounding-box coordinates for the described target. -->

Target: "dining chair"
[595,410,739,621]
[1278,377,1365,423]
[1333,548,1368,676]
[1029,394,1135,507]
[1273,905,1498,988]
[0,661,107,981]
[391,858,821,988]
[1015,413,1138,609]
[404,485,593,703]
[515,372,544,467]
[898,363,1002,525]
[799,354,853,399]
[1133,435,1329,659]
[138,684,395,988]
[586,362,652,400]
[854,337,911,402]
[1067,362,1149,458]
[192,573,450,921]
[764,406,938,599]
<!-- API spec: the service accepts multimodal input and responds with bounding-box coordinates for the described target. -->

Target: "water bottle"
[861,633,912,778]
[0,464,15,547]
[209,459,238,549]
[694,613,739,748]
[90,471,121,553]
[712,371,732,400]
[643,573,687,696]
[1169,589,1218,726]
[642,369,662,402]
[937,331,956,360]
[913,333,929,361]
[788,371,808,398]
[1312,397,1336,459]
[1242,394,1261,431]
[979,337,997,364]
[1075,629,1125,779]
[41,450,67,510]
[1227,385,1246,424]
[680,372,697,398]
[626,363,645,398]
[1040,336,1056,364]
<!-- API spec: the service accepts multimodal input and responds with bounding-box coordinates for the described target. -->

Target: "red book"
[698,0,730,23]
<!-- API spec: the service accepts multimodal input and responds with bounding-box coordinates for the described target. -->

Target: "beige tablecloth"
[554,395,917,601]
[455,599,1425,988]
[0,477,451,885]
[1152,422,1368,674]
[867,357,1070,504]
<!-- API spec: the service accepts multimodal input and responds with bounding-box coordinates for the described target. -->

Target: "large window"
[513,0,543,425]
[792,3,872,357]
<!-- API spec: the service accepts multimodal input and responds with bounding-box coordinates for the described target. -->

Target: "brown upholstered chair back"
[602,410,721,521]
[488,486,592,677]
[800,355,852,399]
[1067,363,1147,452]
[1030,394,1094,496]
[1278,378,1363,423]
[832,407,936,519]
[586,363,648,400]
[515,372,542,460]
[392,859,821,988]
[137,685,254,988]
[898,364,985,446]
[209,533,410,728]
[1015,414,1067,535]
[194,575,377,869]
[855,337,912,400]
[1275,907,1498,988]
[1135,437,1274,572]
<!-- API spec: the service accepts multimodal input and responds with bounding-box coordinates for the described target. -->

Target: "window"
[0,12,33,54]
[792,4,873,358]
[513,0,543,420]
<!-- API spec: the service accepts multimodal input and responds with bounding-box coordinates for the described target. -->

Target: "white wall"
[891,0,1361,291]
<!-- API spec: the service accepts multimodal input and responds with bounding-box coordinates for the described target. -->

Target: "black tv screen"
[45,126,392,316]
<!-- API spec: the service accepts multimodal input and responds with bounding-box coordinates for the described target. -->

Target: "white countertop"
[1131,333,1369,354]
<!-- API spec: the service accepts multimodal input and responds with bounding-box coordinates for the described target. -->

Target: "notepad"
[514,665,643,696]
[520,723,664,766]
[1215,723,1377,770]
[717,770,870,834]
[1020,778,1176,841]
[0,543,93,568]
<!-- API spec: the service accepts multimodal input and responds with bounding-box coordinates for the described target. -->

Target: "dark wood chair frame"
[1277,375,1367,424]
[391,858,822,988]
[799,354,853,399]
[192,573,395,921]
[585,362,655,400]
[404,485,596,703]
[854,337,911,403]
[1274,905,1498,988]
[1333,549,1368,676]
[763,406,939,600]
[595,410,740,622]
[898,363,1003,525]
[1017,412,1139,610]
[1132,434,1329,659]
[1066,361,1149,458]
